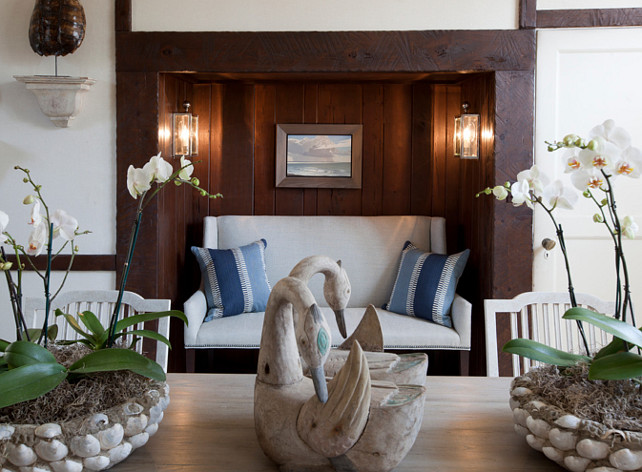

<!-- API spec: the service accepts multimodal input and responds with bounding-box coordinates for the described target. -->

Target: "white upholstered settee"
[184,215,472,373]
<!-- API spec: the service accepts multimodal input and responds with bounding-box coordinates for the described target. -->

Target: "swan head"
[323,260,351,338]
[296,303,332,403]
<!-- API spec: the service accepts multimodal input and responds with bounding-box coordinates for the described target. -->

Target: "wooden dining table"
[113,374,563,471]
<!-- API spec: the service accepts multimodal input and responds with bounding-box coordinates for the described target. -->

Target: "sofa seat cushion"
[192,307,463,350]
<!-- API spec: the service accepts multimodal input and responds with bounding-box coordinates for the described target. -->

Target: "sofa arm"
[184,290,207,346]
[451,294,472,349]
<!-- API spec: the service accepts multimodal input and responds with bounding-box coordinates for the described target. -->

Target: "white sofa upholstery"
[184,215,472,369]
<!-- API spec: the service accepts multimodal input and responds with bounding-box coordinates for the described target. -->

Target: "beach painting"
[275,124,362,189]
[286,134,352,178]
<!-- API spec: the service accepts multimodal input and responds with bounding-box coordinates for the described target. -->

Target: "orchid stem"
[39,223,54,347]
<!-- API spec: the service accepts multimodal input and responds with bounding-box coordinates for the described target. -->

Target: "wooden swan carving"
[254,271,426,472]
[289,255,429,386]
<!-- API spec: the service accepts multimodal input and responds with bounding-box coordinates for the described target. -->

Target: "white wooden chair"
[484,292,616,377]
[23,290,172,372]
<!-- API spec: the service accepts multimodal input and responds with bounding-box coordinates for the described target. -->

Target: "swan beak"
[310,365,328,403]
[334,308,347,338]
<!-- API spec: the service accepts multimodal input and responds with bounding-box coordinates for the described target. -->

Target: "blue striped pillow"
[385,242,470,328]
[191,240,271,321]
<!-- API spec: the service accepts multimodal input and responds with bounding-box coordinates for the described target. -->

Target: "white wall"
[0,0,116,341]
[534,27,642,311]
[132,0,519,31]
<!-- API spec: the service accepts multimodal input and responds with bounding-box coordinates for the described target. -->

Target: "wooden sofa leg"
[459,350,470,376]
[186,349,196,373]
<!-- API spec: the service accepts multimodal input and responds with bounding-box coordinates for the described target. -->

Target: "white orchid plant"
[479,119,642,381]
[0,155,220,409]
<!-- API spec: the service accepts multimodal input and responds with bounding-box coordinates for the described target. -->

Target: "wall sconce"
[454,102,480,159]
[172,101,199,157]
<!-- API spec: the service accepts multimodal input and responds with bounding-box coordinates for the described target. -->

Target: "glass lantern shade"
[454,112,479,159]
[172,112,199,157]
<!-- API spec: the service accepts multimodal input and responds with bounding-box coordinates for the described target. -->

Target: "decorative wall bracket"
[14,75,95,128]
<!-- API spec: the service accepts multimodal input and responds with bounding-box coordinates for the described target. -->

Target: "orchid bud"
[191,177,200,186]
[74,245,79,252]
[492,185,509,200]
[199,189,207,197]
[23,195,35,205]
[587,139,599,151]
[574,137,585,147]
[593,214,604,223]
[601,198,608,206]
[23,178,29,183]
[1,261,12,270]
[174,180,182,186]
[547,145,556,152]
[563,134,578,146]
[583,190,591,198]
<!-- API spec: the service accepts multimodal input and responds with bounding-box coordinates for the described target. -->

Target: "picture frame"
[275,124,362,189]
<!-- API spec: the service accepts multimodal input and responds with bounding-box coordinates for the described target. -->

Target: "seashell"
[576,438,611,460]
[512,408,529,427]
[123,402,144,416]
[162,383,170,396]
[145,389,160,402]
[526,400,547,410]
[555,415,582,430]
[129,432,149,449]
[511,387,532,397]
[82,455,110,471]
[6,444,38,466]
[526,434,545,451]
[0,425,15,440]
[549,428,578,451]
[514,424,529,437]
[25,466,52,472]
[108,442,132,464]
[34,423,62,439]
[97,424,124,450]
[609,448,642,470]
[159,394,170,411]
[526,416,551,438]
[509,397,520,410]
[145,422,159,437]
[84,414,109,431]
[543,446,564,463]
[586,468,620,472]
[35,439,69,461]
[69,434,101,458]
[50,459,83,472]
[148,403,164,424]
[564,455,592,472]
[124,414,148,437]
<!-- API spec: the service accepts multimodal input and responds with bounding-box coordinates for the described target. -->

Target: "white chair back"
[23,290,171,372]
[484,292,616,377]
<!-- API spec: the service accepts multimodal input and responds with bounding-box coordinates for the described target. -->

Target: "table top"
[114,374,563,471]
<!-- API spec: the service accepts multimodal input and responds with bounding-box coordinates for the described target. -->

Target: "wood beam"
[4,255,117,271]
[537,8,642,28]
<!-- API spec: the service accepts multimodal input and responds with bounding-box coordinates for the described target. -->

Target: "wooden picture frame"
[275,124,362,188]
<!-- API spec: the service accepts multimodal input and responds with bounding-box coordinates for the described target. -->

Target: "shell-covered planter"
[0,383,169,472]
[510,374,642,472]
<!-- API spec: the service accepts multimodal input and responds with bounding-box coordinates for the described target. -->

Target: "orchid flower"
[614,146,642,178]
[621,216,639,240]
[589,119,631,150]
[29,200,43,226]
[570,168,605,191]
[510,179,533,209]
[0,210,8,235]
[179,156,194,181]
[543,180,578,210]
[26,222,47,256]
[127,165,152,199]
[51,209,78,241]
[516,165,548,195]
[143,152,173,183]
[492,185,508,200]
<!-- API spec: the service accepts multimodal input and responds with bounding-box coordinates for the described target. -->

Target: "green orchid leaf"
[0,339,9,351]
[563,307,642,348]
[589,352,642,380]
[114,329,171,349]
[68,348,166,382]
[5,340,57,368]
[78,311,106,337]
[0,363,68,409]
[113,310,188,335]
[20,328,42,342]
[47,324,58,341]
[57,312,94,343]
[595,337,626,359]
[503,338,590,367]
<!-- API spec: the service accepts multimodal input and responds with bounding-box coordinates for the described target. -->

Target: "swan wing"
[297,341,371,458]
[338,304,384,352]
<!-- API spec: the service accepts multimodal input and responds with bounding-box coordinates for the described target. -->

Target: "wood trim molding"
[4,255,117,271]
[115,0,132,32]
[519,0,537,29]
[537,8,642,28]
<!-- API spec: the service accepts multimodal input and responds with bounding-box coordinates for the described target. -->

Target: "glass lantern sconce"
[172,101,199,157]
[454,102,480,159]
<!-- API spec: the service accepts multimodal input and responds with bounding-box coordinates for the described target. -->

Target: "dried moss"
[521,364,642,432]
[0,344,163,425]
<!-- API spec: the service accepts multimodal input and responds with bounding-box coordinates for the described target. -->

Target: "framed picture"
[275,124,362,188]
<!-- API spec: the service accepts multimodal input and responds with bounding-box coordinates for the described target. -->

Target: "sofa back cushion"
[203,215,446,308]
